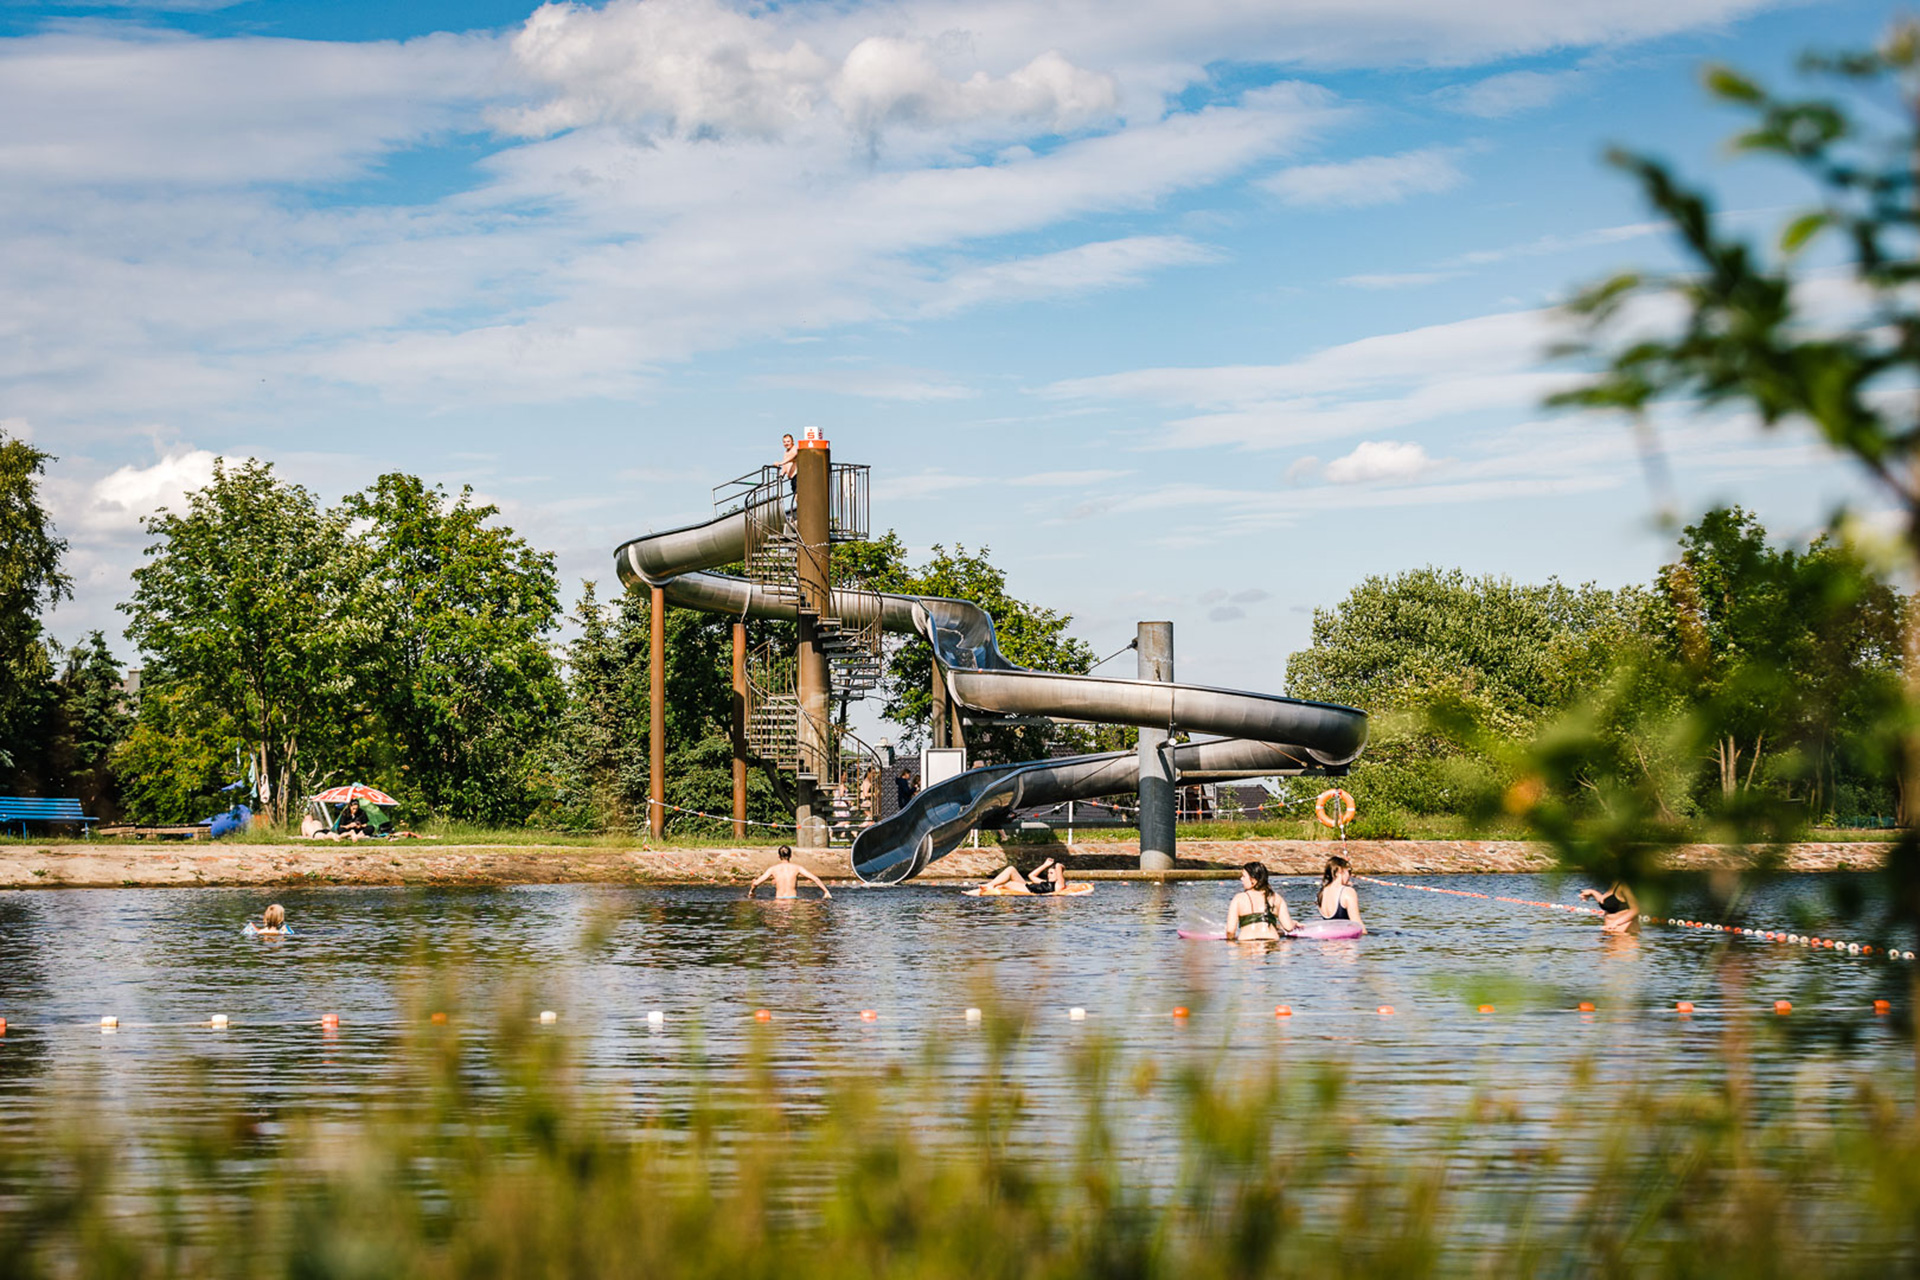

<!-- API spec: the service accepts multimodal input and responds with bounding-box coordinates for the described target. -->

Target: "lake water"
[0,874,1911,1188]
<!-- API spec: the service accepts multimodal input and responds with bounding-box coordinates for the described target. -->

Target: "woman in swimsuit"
[1225,861,1297,941]
[1318,856,1366,934]
[980,857,1065,895]
[1579,882,1639,934]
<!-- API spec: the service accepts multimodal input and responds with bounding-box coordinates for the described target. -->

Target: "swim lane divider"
[1357,875,1915,961]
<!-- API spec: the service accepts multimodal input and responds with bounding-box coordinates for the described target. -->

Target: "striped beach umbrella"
[312,782,398,806]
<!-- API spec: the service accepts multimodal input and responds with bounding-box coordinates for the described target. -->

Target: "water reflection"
[0,876,1908,1157]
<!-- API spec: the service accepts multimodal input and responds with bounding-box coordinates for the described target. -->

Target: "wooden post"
[930,659,947,749]
[732,620,747,839]
[794,438,832,847]
[650,586,666,839]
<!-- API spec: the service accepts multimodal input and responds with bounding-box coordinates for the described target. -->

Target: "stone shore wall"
[0,838,1891,889]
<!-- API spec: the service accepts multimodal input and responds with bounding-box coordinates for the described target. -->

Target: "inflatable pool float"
[1178,919,1363,941]
[964,883,1095,897]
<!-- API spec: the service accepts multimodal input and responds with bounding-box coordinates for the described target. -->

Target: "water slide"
[615,508,1367,884]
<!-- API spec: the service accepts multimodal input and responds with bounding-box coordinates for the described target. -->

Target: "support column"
[1136,620,1174,872]
[731,620,747,839]
[930,659,948,750]
[650,586,666,839]
[793,436,832,849]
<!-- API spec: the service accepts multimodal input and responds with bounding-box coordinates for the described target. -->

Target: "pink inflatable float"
[1178,919,1365,942]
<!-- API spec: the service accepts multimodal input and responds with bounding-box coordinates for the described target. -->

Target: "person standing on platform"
[895,768,918,812]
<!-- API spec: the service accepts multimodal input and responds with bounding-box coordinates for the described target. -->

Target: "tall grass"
[1,993,1917,1277]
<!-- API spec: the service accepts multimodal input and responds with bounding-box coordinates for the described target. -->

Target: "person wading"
[747,846,833,900]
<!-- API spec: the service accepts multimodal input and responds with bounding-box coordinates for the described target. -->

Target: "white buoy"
[1068,1007,1087,1021]
[100,1016,117,1031]
[210,1014,229,1028]
[647,1010,665,1027]
[964,1007,982,1022]
[539,1010,557,1025]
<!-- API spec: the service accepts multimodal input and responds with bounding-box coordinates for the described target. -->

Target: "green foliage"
[120,459,348,824]
[0,430,70,771]
[537,582,788,836]
[343,474,563,824]
[112,684,237,825]
[861,539,1097,764]
[1533,22,1920,901]
[1287,568,1649,819]
[5,990,1920,1276]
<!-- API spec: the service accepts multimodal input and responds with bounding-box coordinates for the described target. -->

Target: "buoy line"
[1357,875,1915,961]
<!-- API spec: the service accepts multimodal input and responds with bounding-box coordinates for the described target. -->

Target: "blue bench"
[0,797,97,837]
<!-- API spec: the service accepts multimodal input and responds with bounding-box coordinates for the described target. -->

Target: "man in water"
[747,846,834,900]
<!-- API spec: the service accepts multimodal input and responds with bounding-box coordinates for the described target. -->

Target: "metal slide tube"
[1136,621,1174,872]
[613,505,1367,879]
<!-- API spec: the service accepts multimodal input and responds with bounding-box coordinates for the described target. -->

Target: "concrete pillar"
[731,620,747,839]
[649,586,666,839]
[793,436,832,848]
[1136,620,1174,871]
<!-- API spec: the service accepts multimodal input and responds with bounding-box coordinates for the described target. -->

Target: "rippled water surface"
[0,874,1911,1168]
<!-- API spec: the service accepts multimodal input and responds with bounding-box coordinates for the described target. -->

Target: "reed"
[0,996,1915,1277]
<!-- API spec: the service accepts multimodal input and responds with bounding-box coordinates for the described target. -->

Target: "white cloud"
[760,367,978,400]
[1284,456,1321,484]
[1339,270,1464,289]
[1008,469,1133,487]
[0,29,498,187]
[496,0,1117,142]
[82,449,217,532]
[1323,440,1436,483]
[1434,68,1582,117]
[1259,146,1466,209]
[926,236,1221,315]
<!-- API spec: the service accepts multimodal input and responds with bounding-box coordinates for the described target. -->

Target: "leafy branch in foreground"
[1533,22,1920,926]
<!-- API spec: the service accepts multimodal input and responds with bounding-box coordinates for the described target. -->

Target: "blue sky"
[7,0,1901,710]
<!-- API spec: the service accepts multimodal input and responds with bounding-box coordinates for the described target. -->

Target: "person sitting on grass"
[747,846,833,900]
[337,800,373,839]
[980,857,1067,896]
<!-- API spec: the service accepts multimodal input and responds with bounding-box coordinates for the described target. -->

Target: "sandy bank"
[0,838,1891,889]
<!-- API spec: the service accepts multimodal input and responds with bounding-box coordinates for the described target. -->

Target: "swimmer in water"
[1317,856,1366,934]
[1579,881,1639,934]
[747,846,833,900]
[1225,861,1297,941]
[251,903,288,935]
[980,857,1066,895]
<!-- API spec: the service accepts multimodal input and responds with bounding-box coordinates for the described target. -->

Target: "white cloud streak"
[1260,146,1467,209]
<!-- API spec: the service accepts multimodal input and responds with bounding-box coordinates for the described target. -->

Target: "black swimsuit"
[1599,892,1628,913]
[1321,888,1350,921]
[1030,879,1056,895]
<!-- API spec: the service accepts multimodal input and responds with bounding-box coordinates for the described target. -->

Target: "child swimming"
[244,903,291,936]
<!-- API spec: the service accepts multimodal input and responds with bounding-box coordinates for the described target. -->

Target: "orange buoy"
[1875,999,1892,1015]
[1675,1001,1695,1013]
[1274,1005,1293,1017]
[1314,788,1357,828]
[430,1012,448,1025]
[1477,1004,1494,1014]
[1577,1002,1596,1013]
[0,1017,7,1035]
[1774,1000,1792,1015]
[859,1010,878,1022]
[1377,1005,1394,1016]
[320,1013,339,1028]
[1171,1006,1189,1019]
[754,1009,773,1022]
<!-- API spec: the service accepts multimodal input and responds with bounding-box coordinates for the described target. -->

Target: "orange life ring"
[1314,788,1356,829]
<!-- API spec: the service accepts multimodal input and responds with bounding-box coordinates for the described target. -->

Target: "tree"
[1550,24,1920,829]
[121,459,350,825]
[0,430,70,770]
[38,633,133,816]
[853,540,1096,764]
[1285,568,1650,819]
[343,474,563,823]
[112,684,236,825]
